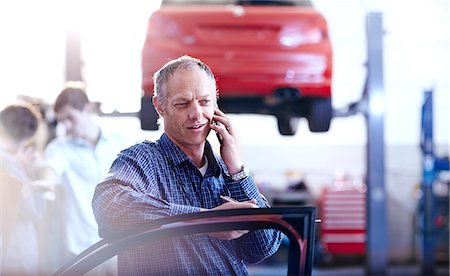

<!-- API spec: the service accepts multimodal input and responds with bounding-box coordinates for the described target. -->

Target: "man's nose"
[188,102,202,120]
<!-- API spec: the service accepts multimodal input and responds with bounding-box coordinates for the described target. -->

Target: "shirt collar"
[159,133,190,166]
[159,133,222,178]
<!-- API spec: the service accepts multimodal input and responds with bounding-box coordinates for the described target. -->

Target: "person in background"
[92,55,282,275]
[43,86,132,274]
[0,103,46,275]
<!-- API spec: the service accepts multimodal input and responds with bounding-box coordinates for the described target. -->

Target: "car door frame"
[53,206,317,276]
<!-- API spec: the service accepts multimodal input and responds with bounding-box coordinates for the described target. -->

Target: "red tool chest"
[318,186,366,256]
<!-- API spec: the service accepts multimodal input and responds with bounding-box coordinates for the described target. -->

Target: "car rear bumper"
[142,41,332,98]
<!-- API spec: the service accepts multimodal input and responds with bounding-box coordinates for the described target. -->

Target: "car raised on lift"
[141,0,333,135]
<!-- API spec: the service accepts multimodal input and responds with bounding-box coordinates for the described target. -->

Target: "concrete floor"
[247,246,449,276]
[248,264,450,276]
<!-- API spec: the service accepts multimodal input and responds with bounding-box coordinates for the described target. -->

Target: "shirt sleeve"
[226,175,283,263]
[226,176,270,207]
[91,147,201,238]
[43,141,69,184]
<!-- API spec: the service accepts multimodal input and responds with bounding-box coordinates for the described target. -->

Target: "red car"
[141,0,333,135]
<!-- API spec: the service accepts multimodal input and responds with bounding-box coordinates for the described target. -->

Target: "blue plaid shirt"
[92,133,281,275]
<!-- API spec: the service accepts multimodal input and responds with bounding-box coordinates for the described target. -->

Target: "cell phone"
[213,120,223,144]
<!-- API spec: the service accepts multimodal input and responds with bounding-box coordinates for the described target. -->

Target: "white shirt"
[44,129,133,254]
[0,146,45,274]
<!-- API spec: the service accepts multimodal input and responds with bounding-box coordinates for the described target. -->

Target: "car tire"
[277,115,299,136]
[307,98,332,132]
[140,96,159,130]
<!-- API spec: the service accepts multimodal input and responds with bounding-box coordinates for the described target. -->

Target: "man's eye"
[175,103,187,108]
[199,100,210,106]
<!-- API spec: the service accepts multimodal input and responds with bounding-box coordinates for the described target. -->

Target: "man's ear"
[152,96,164,117]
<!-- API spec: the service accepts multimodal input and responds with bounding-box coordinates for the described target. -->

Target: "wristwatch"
[229,165,250,182]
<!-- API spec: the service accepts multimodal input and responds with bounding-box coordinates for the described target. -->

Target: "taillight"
[279,26,324,47]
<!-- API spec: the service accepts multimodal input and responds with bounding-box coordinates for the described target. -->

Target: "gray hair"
[153,55,217,108]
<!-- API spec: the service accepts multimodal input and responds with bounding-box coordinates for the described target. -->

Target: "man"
[1,103,45,274]
[92,55,282,275]
[44,87,132,271]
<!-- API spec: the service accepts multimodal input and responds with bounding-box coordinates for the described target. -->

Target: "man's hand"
[16,142,38,168]
[210,108,243,175]
[201,199,259,240]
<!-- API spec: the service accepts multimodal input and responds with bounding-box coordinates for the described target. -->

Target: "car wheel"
[140,96,159,130]
[307,98,332,132]
[277,116,299,136]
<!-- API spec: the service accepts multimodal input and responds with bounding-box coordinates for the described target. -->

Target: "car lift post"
[323,12,389,273]
[420,89,444,275]
[364,12,388,275]
[65,29,83,82]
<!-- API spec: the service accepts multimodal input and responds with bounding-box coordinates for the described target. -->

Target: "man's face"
[16,138,38,167]
[157,67,216,150]
[56,105,90,139]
